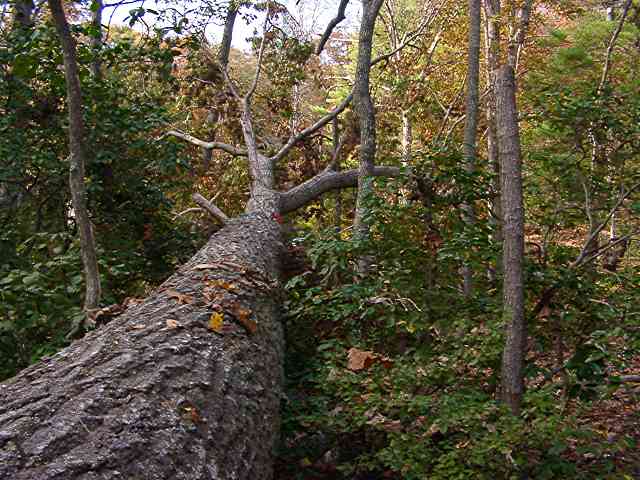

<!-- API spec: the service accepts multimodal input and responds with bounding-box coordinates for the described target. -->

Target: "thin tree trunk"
[49,0,101,319]
[90,0,103,79]
[496,65,526,416]
[462,0,481,297]
[483,0,502,281]
[0,214,284,480]
[401,109,412,167]
[333,117,342,231]
[353,0,385,276]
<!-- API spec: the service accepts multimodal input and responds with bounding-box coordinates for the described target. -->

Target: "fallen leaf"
[208,312,224,333]
[166,289,193,304]
[231,305,257,334]
[347,347,377,371]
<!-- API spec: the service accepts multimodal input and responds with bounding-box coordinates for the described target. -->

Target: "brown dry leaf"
[208,312,224,333]
[166,289,193,304]
[166,319,180,329]
[231,306,257,334]
[347,347,378,371]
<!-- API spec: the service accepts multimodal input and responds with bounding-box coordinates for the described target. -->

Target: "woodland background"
[1,0,640,478]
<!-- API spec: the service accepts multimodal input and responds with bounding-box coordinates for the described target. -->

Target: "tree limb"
[279,165,401,214]
[165,130,247,157]
[316,0,349,55]
[192,193,229,224]
[269,93,353,164]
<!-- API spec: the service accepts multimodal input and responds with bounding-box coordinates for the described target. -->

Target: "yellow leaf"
[208,312,224,333]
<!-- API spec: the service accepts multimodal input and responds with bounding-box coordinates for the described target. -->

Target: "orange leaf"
[232,306,257,334]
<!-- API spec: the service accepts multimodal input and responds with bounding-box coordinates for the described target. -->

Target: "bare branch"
[279,165,401,214]
[572,182,640,267]
[599,0,633,93]
[316,0,349,55]
[173,207,204,220]
[245,1,271,102]
[579,228,640,267]
[165,130,247,157]
[270,93,353,164]
[192,193,229,224]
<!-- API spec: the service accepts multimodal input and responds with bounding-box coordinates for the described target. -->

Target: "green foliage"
[0,20,198,379]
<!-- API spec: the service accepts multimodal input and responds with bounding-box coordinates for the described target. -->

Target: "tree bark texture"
[353,0,384,275]
[49,0,102,313]
[0,213,284,480]
[462,0,481,297]
[496,65,526,416]
[483,0,502,280]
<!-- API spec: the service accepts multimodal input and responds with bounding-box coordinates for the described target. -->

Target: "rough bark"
[49,0,102,316]
[353,0,385,275]
[496,65,526,416]
[0,213,284,480]
[462,0,481,297]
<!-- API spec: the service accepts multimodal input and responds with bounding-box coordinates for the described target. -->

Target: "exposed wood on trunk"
[496,65,526,416]
[48,0,102,320]
[0,214,284,480]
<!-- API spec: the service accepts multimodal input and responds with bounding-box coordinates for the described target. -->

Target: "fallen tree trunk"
[0,213,284,480]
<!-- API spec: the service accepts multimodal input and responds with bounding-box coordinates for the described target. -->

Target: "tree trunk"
[353,0,384,275]
[0,213,284,480]
[90,0,103,79]
[461,0,481,297]
[483,0,502,281]
[49,0,102,318]
[496,65,526,416]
